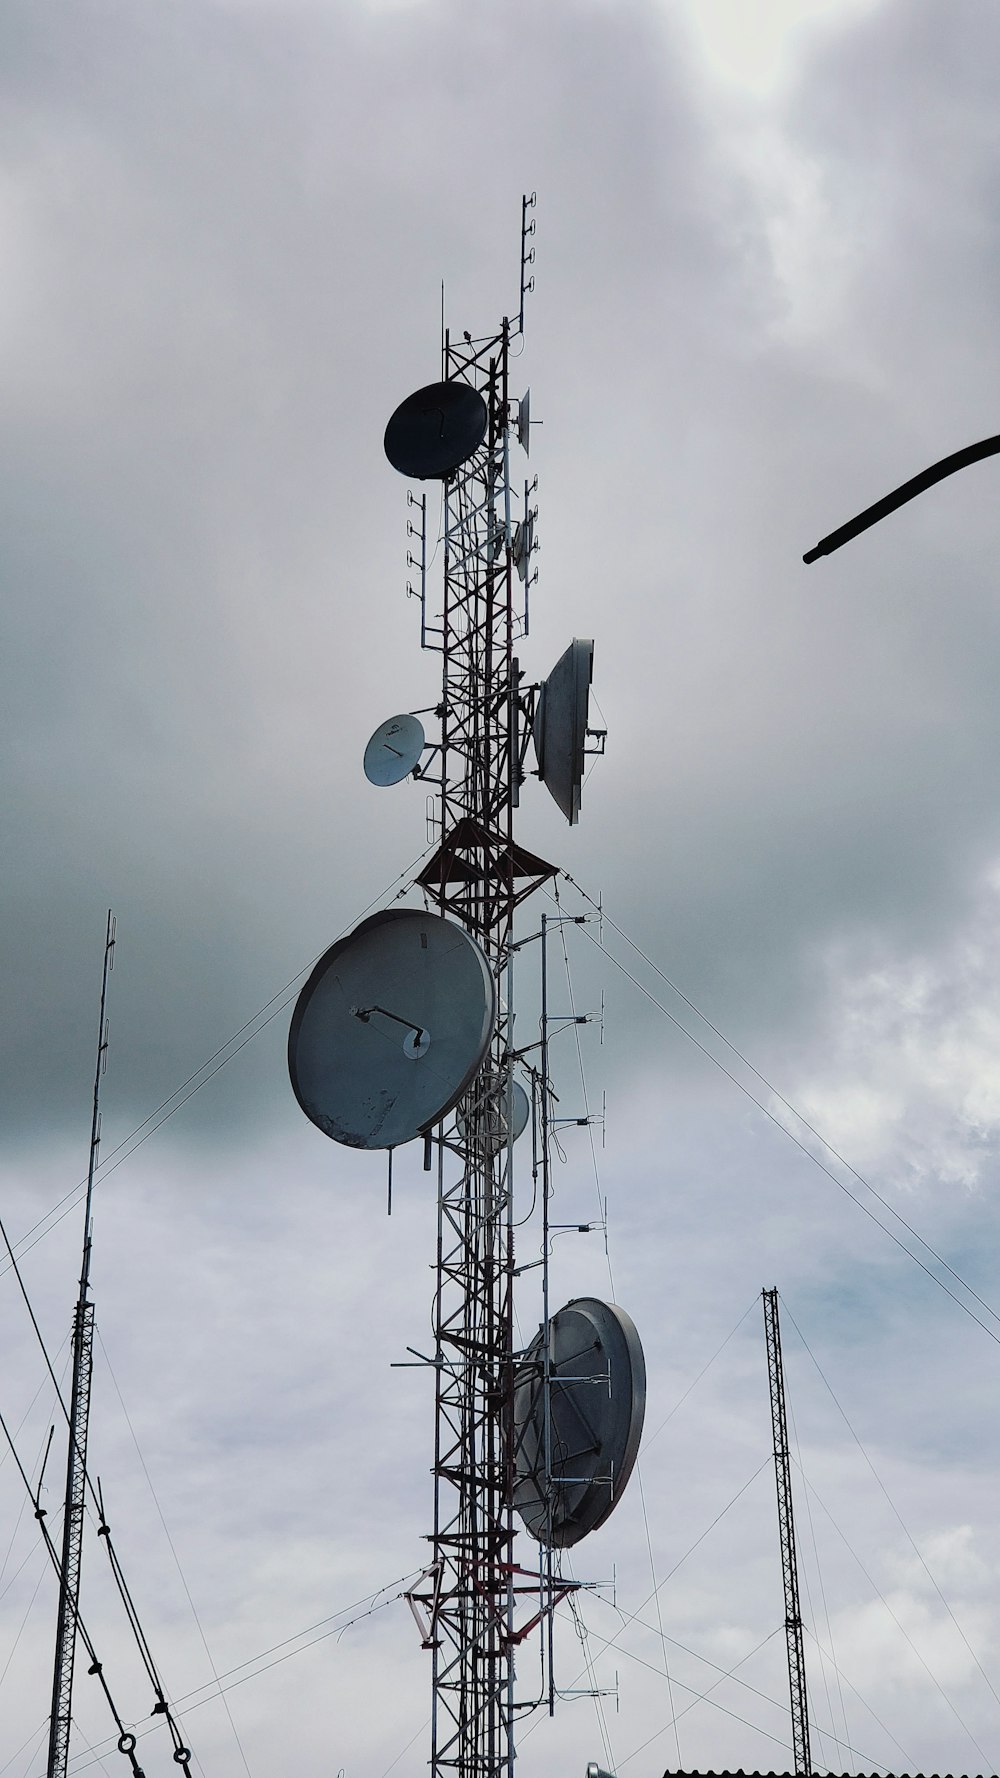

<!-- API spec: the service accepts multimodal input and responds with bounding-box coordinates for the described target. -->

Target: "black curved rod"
[803,433,1000,564]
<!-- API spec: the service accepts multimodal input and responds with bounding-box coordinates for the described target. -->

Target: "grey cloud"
[4,2,1000,1770]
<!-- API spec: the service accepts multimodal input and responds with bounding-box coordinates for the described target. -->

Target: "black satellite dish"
[511,1296,645,1548]
[533,638,594,825]
[384,380,488,480]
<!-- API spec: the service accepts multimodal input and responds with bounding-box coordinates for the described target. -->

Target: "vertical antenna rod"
[762,1287,811,1778]
[46,910,116,1778]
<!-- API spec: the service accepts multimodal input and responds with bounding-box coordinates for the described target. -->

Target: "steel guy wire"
[61,1573,426,1775]
[598,1605,886,1774]
[0,1549,47,1694]
[782,1296,1000,1723]
[0,1725,47,1778]
[790,1453,993,1769]
[551,1603,806,1762]
[635,1462,682,1767]
[784,1376,845,1771]
[612,1625,784,1771]
[641,1297,759,1455]
[2,842,441,1276]
[520,1457,773,1745]
[559,873,1000,1351]
[799,1624,917,1774]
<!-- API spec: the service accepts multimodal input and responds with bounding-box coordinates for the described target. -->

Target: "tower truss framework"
[403,198,567,1778]
[762,1286,812,1778]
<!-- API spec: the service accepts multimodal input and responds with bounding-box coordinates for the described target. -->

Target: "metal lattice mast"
[409,209,545,1778]
[430,322,518,1778]
[47,911,115,1778]
[762,1287,812,1778]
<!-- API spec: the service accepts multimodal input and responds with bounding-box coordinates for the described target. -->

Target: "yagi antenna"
[518,191,537,335]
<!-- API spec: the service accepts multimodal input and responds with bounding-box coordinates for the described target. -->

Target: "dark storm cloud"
[0,0,738,1144]
[2,0,1000,1161]
[544,0,1000,1068]
[7,8,1000,1774]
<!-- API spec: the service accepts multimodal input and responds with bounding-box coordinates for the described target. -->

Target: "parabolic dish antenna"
[457,1070,530,1155]
[364,713,425,786]
[384,380,488,481]
[517,388,531,455]
[288,909,496,1151]
[511,1297,645,1548]
[533,638,594,825]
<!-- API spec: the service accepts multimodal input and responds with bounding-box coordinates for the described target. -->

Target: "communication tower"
[46,912,115,1778]
[288,198,641,1777]
[762,1287,812,1778]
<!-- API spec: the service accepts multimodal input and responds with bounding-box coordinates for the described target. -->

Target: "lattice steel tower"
[288,199,643,1778]
[763,1286,812,1778]
[46,912,114,1778]
[413,210,546,1778]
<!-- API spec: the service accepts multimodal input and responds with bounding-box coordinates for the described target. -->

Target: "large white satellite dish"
[288,909,496,1150]
[533,638,594,825]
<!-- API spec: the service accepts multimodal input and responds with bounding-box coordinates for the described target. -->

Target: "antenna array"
[289,197,641,1778]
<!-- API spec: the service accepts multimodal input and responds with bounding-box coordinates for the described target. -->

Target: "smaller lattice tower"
[46,913,115,1778]
[763,1287,812,1778]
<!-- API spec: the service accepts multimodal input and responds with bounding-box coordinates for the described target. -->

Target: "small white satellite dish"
[457,1071,530,1155]
[288,909,496,1150]
[517,388,531,455]
[533,638,594,825]
[364,713,425,786]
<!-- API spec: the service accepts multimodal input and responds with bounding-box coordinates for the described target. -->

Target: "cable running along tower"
[762,1287,812,1778]
[288,199,644,1778]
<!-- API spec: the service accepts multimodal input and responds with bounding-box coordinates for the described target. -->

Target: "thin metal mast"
[406,201,552,1778]
[762,1287,811,1778]
[47,910,115,1778]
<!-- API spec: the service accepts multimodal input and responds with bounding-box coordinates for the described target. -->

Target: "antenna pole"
[46,911,116,1778]
[762,1287,812,1778]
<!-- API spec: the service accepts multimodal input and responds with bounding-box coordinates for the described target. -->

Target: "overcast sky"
[4,2,1000,1774]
